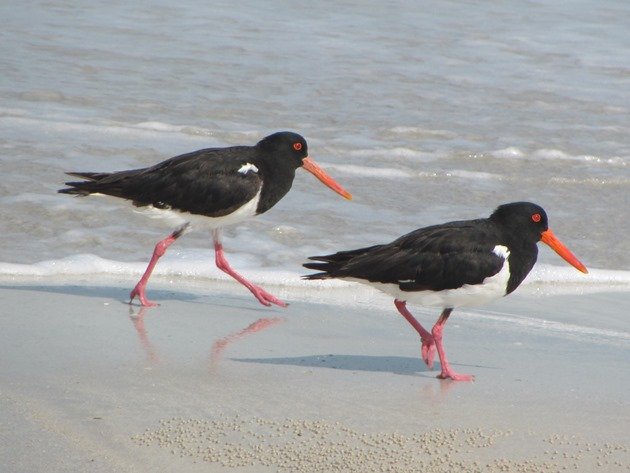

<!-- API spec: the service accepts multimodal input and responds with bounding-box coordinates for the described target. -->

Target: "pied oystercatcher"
[304,202,588,381]
[60,131,352,307]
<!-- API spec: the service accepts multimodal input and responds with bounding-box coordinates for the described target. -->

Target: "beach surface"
[1,277,628,472]
[2,0,629,471]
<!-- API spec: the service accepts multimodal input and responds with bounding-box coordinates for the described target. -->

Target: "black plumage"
[305,203,549,295]
[59,132,308,217]
[59,131,351,308]
[304,202,587,380]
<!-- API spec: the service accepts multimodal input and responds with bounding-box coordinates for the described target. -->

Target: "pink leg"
[129,223,189,307]
[394,299,436,369]
[432,308,474,381]
[213,229,287,308]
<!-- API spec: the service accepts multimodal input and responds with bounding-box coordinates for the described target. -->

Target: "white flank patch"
[360,244,512,309]
[238,162,259,175]
[131,188,262,231]
[492,245,510,259]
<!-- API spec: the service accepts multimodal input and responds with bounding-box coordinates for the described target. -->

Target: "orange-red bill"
[541,229,588,274]
[302,156,352,200]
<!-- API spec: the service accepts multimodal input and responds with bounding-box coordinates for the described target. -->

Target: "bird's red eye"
[293,142,302,151]
[531,213,541,223]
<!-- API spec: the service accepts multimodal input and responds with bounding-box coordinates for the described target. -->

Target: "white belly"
[361,246,511,309]
[130,188,262,231]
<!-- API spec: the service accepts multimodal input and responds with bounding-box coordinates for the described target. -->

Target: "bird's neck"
[255,161,296,215]
[503,233,538,294]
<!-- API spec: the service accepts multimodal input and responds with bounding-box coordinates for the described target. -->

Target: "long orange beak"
[541,229,588,274]
[302,157,352,200]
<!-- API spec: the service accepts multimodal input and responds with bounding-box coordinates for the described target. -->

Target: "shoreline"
[1,278,628,471]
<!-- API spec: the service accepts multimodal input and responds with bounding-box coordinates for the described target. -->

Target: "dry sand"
[0,277,628,472]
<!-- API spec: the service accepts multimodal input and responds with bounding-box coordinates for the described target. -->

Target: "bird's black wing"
[305,220,506,292]
[59,146,263,217]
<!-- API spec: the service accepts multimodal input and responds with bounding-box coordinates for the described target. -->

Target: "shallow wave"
[4,107,625,170]
[0,108,263,148]
[529,264,629,284]
[446,169,501,180]
[1,254,627,291]
[325,164,502,181]
[532,149,627,167]
[0,113,213,142]
[491,146,627,167]
[323,164,412,179]
[384,126,456,139]
[347,147,435,161]
[1,255,627,348]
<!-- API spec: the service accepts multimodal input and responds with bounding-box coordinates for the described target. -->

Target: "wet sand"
[0,278,628,472]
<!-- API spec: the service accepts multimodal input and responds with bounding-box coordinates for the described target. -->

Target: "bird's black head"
[257,131,308,169]
[490,201,588,274]
[256,131,352,200]
[490,201,549,241]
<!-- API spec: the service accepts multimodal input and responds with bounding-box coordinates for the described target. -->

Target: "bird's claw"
[251,286,288,308]
[129,287,159,307]
[437,371,474,382]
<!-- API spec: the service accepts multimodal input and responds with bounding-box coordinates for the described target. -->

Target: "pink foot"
[213,232,287,308]
[437,369,474,382]
[250,285,288,308]
[129,285,159,307]
[432,308,474,381]
[128,225,188,307]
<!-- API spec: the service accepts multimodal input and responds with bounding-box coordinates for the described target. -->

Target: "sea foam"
[1,254,627,294]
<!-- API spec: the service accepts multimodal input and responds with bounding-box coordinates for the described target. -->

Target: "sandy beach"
[1,277,628,472]
[3,0,629,471]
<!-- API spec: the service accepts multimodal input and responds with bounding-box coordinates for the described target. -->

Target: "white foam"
[0,113,214,145]
[1,254,627,346]
[519,265,630,296]
[133,121,186,132]
[491,147,525,159]
[347,147,436,161]
[529,264,629,285]
[447,169,501,180]
[321,165,502,182]
[1,254,627,293]
[490,146,627,167]
[322,164,412,179]
[531,149,627,167]
[386,126,456,138]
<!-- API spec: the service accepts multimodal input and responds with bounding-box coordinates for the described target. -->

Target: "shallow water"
[1,0,629,290]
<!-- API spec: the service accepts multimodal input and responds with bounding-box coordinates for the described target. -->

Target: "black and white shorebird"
[59,131,352,307]
[304,202,588,381]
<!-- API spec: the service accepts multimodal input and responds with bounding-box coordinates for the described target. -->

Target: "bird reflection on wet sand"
[129,306,160,365]
[210,317,285,372]
[128,306,285,371]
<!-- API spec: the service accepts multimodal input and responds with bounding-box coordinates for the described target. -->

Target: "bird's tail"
[302,244,382,279]
[57,171,114,196]
[66,171,110,181]
[57,168,142,197]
